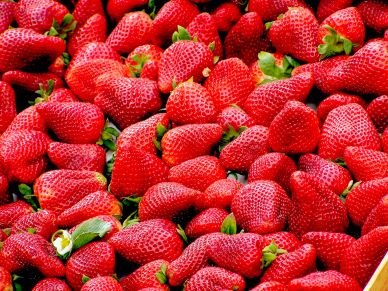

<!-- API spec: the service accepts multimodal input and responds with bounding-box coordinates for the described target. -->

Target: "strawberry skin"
[366,95,388,132]
[69,42,122,68]
[185,208,229,239]
[4,106,46,134]
[251,281,287,291]
[0,81,16,134]
[383,127,388,152]
[356,0,388,32]
[33,278,71,291]
[72,0,104,26]
[1,71,64,92]
[0,172,10,205]
[217,106,256,132]
[48,88,78,102]
[248,0,308,21]
[0,201,33,229]
[107,0,148,22]
[81,277,122,291]
[362,195,388,235]
[211,2,242,32]
[0,1,15,33]
[264,232,302,252]
[317,0,353,21]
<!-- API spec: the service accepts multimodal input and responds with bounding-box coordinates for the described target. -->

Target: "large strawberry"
[4,106,46,134]
[72,0,104,26]
[0,1,15,33]
[264,232,302,252]
[210,2,242,32]
[248,0,308,21]
[1,71,63,92]
[217,106,256,131]
[185,208,229,239]
[109,219,184,264]
[366,95,388,133]
[81,277,122,291]
[107,0,148,22]
[33,278,71,291]
[0,81,16,134]
[317,0,353,21]
[356,0,388,32]
[362,195,388,235]
[0,201,33,229]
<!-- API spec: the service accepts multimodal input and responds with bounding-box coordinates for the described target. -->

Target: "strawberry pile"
[0,0,387,290]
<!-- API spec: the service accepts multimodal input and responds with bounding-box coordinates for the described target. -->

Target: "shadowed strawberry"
[264,232,302,252]
[367,95,388,133]
[3,106,46,134]
[248,0,308,21]
[0,201,32,229]
[121,260,169,291]
[81,276,122,291]
[1,71,63,92]
[125,44,163,80]
[248,153,297,193]
[288,270,362,291]
[232,181,291,234]
[0,1,15,33]
[0,81,16,134]
[109,219,184,265]
[341,226,388,287]
[0,171,10,205]
[383,127,388,152]
[107,0,148,21]
[72,0,104,26]
[356,0,388,32]
[0,267,11,290]
[251,281,287,291]
[34,169,107,214]
[66,242,115,290]
[362,195,388,235]
[211,2,242,32]
[317,0,353,21]
[185,208,229,239]
[48,54,69,78]
[217,106,256,132]
[33,278,71,291]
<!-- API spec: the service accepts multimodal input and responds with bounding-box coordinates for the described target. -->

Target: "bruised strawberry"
[263,232,302,252]
[0,201,32,229]
[362,195,388,235]
[366,95,388,133]
[248,0,308,21]
[72,0,104,26]
[1,71,63,92]
[0,81,16,134]
[211,2,241,32]
[0,1,15,33]
[81,277,122,291]
[4,106,46,134]
[107,0,148,22]
[217,106,256,132]
[185,208,229,239]
[356,0,388,32]
[317,0,353,21]
[33,278,71,291]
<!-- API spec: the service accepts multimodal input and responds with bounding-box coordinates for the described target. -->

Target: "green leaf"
[172,25,191,42]
[227,171,238,180]
[318,25,354,59]
[71,218,112,250]
[18,184,32,196]
[208,41,215,52]
[103,140,116,151]
[265,21,273,30]
[62,52,71,66]
[82,275,90,284]
[105,154,115,177]
[221,213,237,235]
[261,241,287,269]
[213,56,220,64]
[341,180,362,199]
[153,139,161,151]
[156,123,167,139]
[148,0,156,19]
[343,38,353,55]
[62,14,74,26]
[27,228,36,234]
[122,217,139,229]
[18,184,40,211]
[177,224,188,244]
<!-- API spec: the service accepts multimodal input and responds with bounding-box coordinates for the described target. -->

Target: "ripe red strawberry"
[298,154,352,195]
[69,42,121,68]
[139,182,200,221]
[68,14,107,56]
[288,270,362,291]
[47,88,78,102]
[34,169,107,214]
[57,191,122,227]
[318,8,365,59]
[269,101,320,154]
[0,171,10,205]
[0,201,32,229]
[251,281,287,291]
[158,40,213,94]
[367,95,388,132]
[185,267,246,291]
[204,58,255,110]
[268,7,319,63]
[317,93,366,121]
[243,72,314,126]
[0,233,65,277]
[248,0,308,21]
[36,102,104,144]
[220,125,270,172]
[362,195,388,235]
[48,142,106,173]
[166,81,217,125]
[150,0,199,46]
[345,177,388,226]
[4,106,46,134]
[72,0,104,26]
[318,104,381,160]
[195,179,242,210]
[107,0,148,22]
[288,171,348,237]
[109,219,184,264]
[0,28,65,73]
[81,277,122,291]
[0,1,15,33]
[383,127,388,152]
[161,123,222,167]
[211,2,242,32]
[95,76,161,130]
[232,181,291,234]
[224,12,264,65]
[11,210,58,240]
[33,278,71,291]
[317,0,353,20]
[168,156,226,192]
[66,242,115,290]
[0,130,51,183]
[1,71,63,92]
[121,260,169,291]
[341,226,388,286]
[0,81,16,134]
[217,106,256,132]
[248,153,297,193]
[301,232,356,271]
[263,232,302,252]
[356,0,388,32]
[185,208,229,238]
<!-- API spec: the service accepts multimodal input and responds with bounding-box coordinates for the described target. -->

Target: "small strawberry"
[248,0,308,21]
[251,281,287,291]
[0,1,15,33]
[81,277,122,291]
[356,0,388,32]
[362,195,388,235]
[211,2,242,32]
[72,0,104,26]
[366,95,388,132]
[33,278,71,291]
[0,201,33,229]
[1,71,64,92]
[263,232,302,252]
[0,81,16,134]
[317,0,353,21]
[4,106,46,134]
[185,208,229,239]
[217,106,256,132]
[107,0,148,22]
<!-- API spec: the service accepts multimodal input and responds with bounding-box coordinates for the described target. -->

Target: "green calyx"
[129,54,150,78]
[45,13,77,41]
[318,25,356,60]
[221,213,237,235]
[177,224,189,244]
[31,79,55,105]
[218,125,248,152]
[261,241,287,269]
[172,25,192,43]
[153,123,168,151]
[156,263,168,284]
[340,180,362,200]
[97,119,120,151]
[18,184,40,211]
[148,0,157,19]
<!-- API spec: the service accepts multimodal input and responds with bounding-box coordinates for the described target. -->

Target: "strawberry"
[263,232,302,252]
[220,125,270,172]
[66,242,115,290]
[224,12,264,65]
[288,171,348,237]
[33,278,71,291]
[95,76,161,130]
[185,267,246,291]
[362,195,388,235]
[48,54,68,78]
[150,0,199,46]
[318,104,381,160]
[34,169,107,214]
[69,42,122,68]
[366,95,388,132]
[36,102,105,144]
[47,88,78,103]
[107,0,148,22]
[120,260,169,291]
[268,7,319,63]
[109,219,184,264]
[217,106,256,131]
[0,201,32,229]
[0,233,65,277]
[138,182,200,221]
[231,181,291,234]
[356,0,388,32]
[251,281,287,291]
[168,156,226,192]
[0,1,15,33]
[195,179,242,210]
[318,8,365,59]
[158,40,214,94]
[383,127,388,152]
[57,191,122,227]
[81,277,122,291]
[126,44,164,80]
[301,232,356,271]
[204,58,255,111]
[211,2,242,32]
[0,172,10,205]
[317,93,367,121]
[185,208,229,239]
[0,28,65,73]
[4,106,46,134]
[161,123,222,167]
[72,0,104,26]
[1,71,64,92]
[341,226,388,286]
[248,0,308,21]
[0,81,16,134]
[268,101,320,154]
[48,142,106,173]
[317,0,353,21]
[298,154,352,195]
[11,210,58,240]
[243,72,314,126]
[0,130,51,183]
[345,177,388,226]
[248,153,297,193]
[68,14,107,56]
[288,270,362,291]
